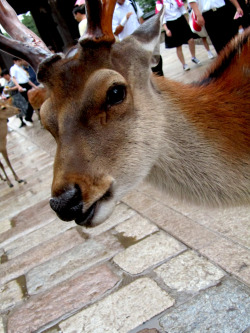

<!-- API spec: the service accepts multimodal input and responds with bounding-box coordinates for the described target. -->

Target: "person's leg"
[151,55,164,76]
[18,115,26,128]
[176,46,185,65]
[20,83,34,122]
[188,38,201,64]
[176,46,190,70]
[188,38,196,58]
[202,37,209,51]
[202,37,215,59]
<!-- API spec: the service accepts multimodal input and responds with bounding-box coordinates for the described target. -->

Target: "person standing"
[1,69,28,128]
[22,60,39,86]
[112,0,144,41]
[188,0,244,53]
[10,58,38,122]
[159,0,202,71]
[72,5,87,37]
[113,0,164,76]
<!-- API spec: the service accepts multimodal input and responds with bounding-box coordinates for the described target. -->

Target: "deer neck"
[145,76,250,206]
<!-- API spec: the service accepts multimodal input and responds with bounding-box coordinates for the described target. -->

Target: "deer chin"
[75,197,116,228]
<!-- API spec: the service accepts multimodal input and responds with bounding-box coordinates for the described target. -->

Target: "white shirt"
[162,0,187,22]
[79,18,87,36]
[188,0,225,13]
[10,64,29,84]
[112,0,144,41]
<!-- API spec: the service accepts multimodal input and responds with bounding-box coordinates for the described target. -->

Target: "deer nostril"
[50,185,83,221]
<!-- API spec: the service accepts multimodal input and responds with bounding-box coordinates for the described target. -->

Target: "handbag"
[189,10,208,37]
[189,10,202,32]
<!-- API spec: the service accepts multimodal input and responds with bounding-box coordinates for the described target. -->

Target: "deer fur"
[0,0,249,226]
[28,86,47,121]
[38,19,250,227]
[0,99,25,187]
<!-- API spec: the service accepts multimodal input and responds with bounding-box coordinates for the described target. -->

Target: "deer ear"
[131,7,164,64]
[37,54,63,87]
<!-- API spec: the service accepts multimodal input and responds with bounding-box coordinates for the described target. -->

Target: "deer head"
[0,98,19,119]
[0,0,164,226]
[0,0,249,227]
[37,0,165,227]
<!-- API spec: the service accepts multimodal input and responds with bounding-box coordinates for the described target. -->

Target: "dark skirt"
[165,15,194,48]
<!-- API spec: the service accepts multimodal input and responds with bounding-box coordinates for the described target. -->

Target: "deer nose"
[50,185,83,222]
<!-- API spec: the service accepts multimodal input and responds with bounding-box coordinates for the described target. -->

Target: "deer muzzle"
[49,176,115,227]
[49,185,86,223]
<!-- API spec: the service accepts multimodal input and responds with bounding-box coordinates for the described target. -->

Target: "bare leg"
[202,37,210,51]
[188,38,195,58]
[202,37,215,59]
[176,46,185,66]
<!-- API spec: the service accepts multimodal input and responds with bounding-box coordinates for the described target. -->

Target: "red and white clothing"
[188,0,239,52]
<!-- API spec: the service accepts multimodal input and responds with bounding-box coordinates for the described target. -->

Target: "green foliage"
[21,12,40,37]
[137,0,156,13]
[2,31,11,38]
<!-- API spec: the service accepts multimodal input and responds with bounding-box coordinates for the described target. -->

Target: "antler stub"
[80,0,117,45]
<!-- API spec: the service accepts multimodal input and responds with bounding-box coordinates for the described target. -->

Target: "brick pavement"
[0,44,249,333]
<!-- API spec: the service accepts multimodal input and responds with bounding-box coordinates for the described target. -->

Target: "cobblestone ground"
[0,44,249,333]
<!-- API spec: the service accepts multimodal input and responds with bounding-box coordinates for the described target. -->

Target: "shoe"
[25,118,33,123]
[183,64,190,71]
[207,51,215,59]
[191,57,201,65]
[19,122,27,128]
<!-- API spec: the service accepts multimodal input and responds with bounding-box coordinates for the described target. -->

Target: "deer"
[28,85,48,121]
[0,98,26,187]
[0,0,249,227]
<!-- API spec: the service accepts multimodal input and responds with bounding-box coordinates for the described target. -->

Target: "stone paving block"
[0,228,83,286]
[0,220,12,235]
[113,231,186,274]
[0,249,3,263]
[4,219,75,260]
[0,199,55,247]
[142,202,220,250]
[155,250,225,293]
[81,203,136,236]
[0,166,52,221]
[200,238,250,286]
[0,280,23,312]
[26,232,123,295]
[160,278,250,333]
[186,206,250,248]
[138,328,159,333]
[8,265,119,333]
[0,317,4,333]
[114,214,158,242]
[122,191,159,214]
[59,278,175,333]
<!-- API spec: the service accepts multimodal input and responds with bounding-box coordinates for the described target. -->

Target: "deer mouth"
[74,202,97,227]
[50,184,114,227]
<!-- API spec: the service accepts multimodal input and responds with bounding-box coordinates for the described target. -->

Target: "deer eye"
[106,85,126,107]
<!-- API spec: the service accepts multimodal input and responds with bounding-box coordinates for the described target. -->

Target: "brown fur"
[0,99,25,187]
[37,26,250,227]
[28,86,47,111]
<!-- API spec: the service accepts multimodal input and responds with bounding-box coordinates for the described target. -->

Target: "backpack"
[130,0,138,14]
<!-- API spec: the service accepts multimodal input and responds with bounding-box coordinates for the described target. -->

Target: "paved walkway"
[0,44,249,333]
